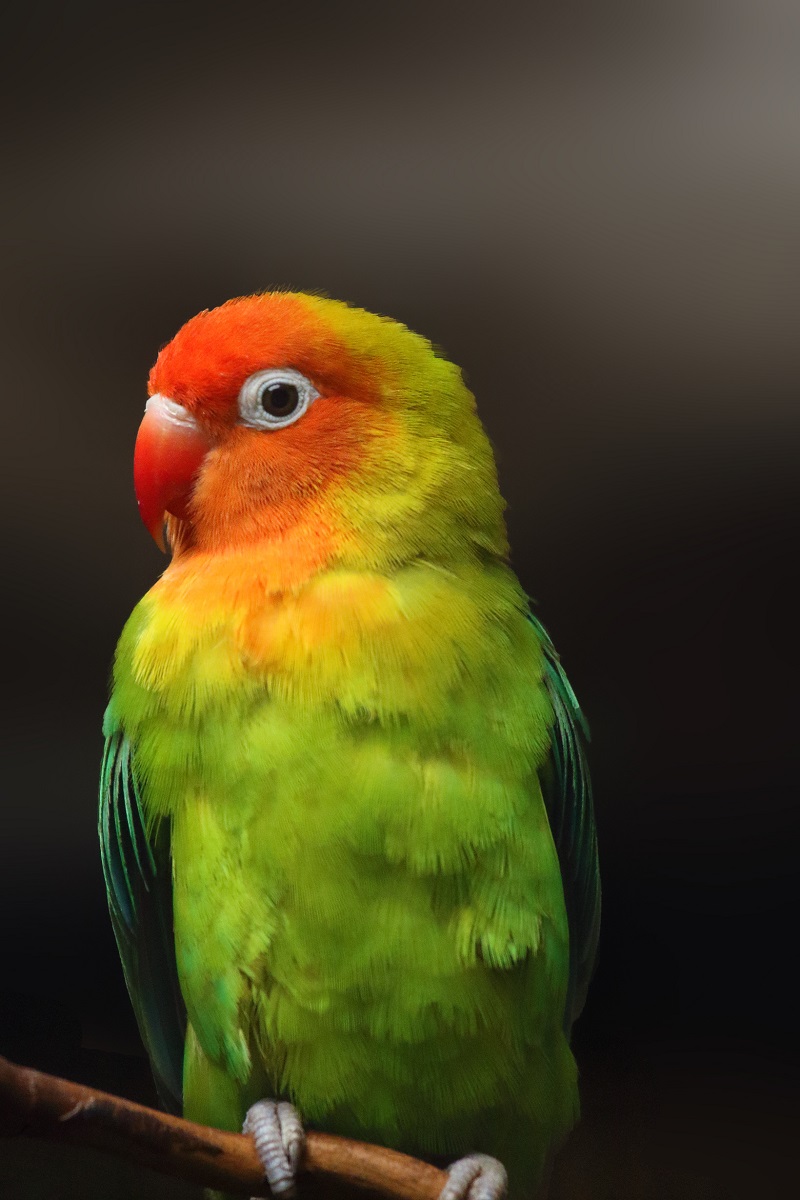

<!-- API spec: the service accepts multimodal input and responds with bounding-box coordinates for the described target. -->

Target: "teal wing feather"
[529,612,601,1028]
[98,723,186,1111]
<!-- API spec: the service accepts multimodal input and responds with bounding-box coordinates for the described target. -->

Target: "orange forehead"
[148,293,380,420]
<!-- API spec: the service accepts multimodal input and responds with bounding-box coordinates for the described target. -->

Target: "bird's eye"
[238,368,319,430]
[261,381,299,417]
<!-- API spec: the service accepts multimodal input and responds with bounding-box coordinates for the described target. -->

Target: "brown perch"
[0,1055,447,1199]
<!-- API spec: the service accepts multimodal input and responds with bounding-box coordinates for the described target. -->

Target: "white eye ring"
[237,367,320,430]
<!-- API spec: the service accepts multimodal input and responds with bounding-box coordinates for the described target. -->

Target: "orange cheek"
[190,395,380,544]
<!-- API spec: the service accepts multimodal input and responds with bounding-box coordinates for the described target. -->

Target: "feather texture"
[528,614,600,1027]
[99,717,186,1111]
[101,293,599,1198]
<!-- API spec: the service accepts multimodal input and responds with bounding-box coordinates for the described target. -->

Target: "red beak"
[133,394,214,550]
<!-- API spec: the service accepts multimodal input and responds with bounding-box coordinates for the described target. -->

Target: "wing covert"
[99,724,186,1111]
[529,613,601,1028]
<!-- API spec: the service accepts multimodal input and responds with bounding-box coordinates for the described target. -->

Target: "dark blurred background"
[1,1,798,1196]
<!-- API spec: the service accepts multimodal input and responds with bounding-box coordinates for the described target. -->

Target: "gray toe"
[439,1153,508,1200]
[244,1098,306,1199]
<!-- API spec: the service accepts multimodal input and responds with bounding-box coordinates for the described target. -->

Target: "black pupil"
[261,382,299,417]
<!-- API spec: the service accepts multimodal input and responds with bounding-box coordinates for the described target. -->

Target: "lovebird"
[99,293,600,1200]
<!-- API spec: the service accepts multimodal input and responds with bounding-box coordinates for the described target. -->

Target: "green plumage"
[100,295,600,1198]
[102,568,597,1195]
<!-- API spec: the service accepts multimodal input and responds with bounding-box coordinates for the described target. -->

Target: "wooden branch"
[0,1055,447,1200]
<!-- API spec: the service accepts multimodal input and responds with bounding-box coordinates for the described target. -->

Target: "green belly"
[165,704,576,1194]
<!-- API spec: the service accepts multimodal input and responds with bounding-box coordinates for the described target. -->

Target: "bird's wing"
[529,612,601,1028]
[99,723,186,1111]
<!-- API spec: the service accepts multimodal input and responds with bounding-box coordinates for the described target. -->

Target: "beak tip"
[137,498,168,552]
[153,524,168,554]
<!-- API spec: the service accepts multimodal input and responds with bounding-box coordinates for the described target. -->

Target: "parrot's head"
[135,292,508,571]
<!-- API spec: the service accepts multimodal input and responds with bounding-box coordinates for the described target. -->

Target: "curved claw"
[439,1153,509,1200]
[244,1099,305,1198]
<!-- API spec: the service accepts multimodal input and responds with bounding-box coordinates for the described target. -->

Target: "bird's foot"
[243,1099,305,1199]
[439,1154,508,1200]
